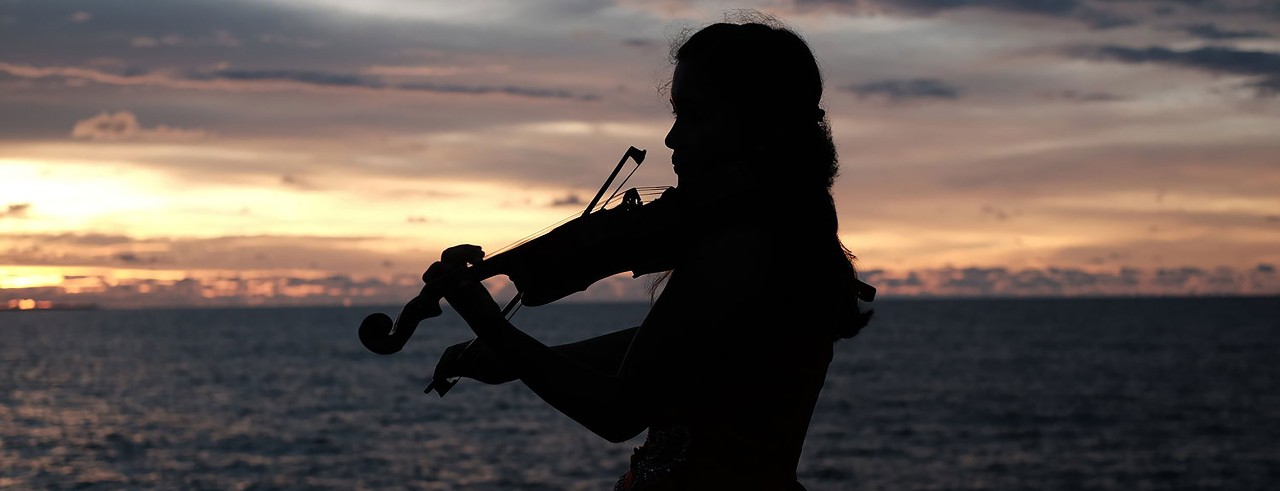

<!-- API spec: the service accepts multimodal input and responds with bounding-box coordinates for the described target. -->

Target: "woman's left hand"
[423,244,502,322]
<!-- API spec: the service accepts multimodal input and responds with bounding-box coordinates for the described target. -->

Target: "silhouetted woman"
[428,18,872,491]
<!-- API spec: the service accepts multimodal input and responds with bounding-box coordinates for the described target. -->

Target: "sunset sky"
[2,0,1278,307]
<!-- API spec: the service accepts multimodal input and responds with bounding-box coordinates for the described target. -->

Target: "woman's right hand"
[432,338,517,385]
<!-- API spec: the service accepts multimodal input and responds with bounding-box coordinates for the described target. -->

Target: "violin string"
[487,211,581,257]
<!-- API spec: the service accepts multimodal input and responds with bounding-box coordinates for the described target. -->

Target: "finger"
[422,261,462,283]
[433,347,463,379]
[433,360,459,381]
[441,244,485,265]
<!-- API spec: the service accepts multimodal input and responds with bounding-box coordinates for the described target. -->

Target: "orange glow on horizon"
[5,298,54,310]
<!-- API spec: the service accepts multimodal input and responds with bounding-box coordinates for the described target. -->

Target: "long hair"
[658,14,873,340]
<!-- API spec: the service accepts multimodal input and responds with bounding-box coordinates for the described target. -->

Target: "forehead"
[670,61,713,107]
[671,62,688,99]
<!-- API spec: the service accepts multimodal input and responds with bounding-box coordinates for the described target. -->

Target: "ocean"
[1,297,1277,490]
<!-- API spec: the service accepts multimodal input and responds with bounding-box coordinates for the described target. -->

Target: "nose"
[664,119,680,150]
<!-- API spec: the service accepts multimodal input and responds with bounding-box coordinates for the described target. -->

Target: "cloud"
[130,34,190,48]
[7,263,1276,309]
[0,271,424,309]
[1037,89,1124,102]
[1072,45,1280,96]
[2,203,31,219]
[70,111,210,141]
[0,62,596,101]
[1179,23,1272,40]
[845,78,961,102]
[1161,0,1280,19]
[129,30,241,49]
[0,232,408,274]
[41,233,135,246]
[131,37,161,48]
[859,264,1280,297]
[68,11,92,24]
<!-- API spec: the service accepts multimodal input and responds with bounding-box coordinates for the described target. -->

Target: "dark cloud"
[800,0,1136,29]
[2,203,31,219]
[550,193,585,207]
[622,38,658,48]
[280,174,312,190]
[980,205,1011,221]
[396,80,590,100]
[1153,266,1208,287]
[941,267,1007,294]
[1073,44,1280,96]
[845,78,961,102]
[0,63,597,101]
[113,252,155,264]
[199,69,378,88]
[1179,23,1272,40]
[860,264,1280,297]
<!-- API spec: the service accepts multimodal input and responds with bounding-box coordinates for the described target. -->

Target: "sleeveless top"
[613,423,811,490]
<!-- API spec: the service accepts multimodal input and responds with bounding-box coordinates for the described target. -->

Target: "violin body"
[496,187,680,307]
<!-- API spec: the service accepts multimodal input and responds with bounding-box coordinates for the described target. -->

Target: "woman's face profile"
[665,60,747,194]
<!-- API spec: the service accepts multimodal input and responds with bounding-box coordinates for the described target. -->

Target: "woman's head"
[665,18,838,194]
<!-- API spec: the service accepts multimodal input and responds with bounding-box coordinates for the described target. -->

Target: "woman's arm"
[434,327,639,385]
[446,288,650,442]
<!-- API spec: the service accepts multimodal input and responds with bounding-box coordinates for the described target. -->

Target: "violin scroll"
[358,283,446,355]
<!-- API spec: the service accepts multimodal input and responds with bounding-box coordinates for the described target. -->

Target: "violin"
[358,147,676,356]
